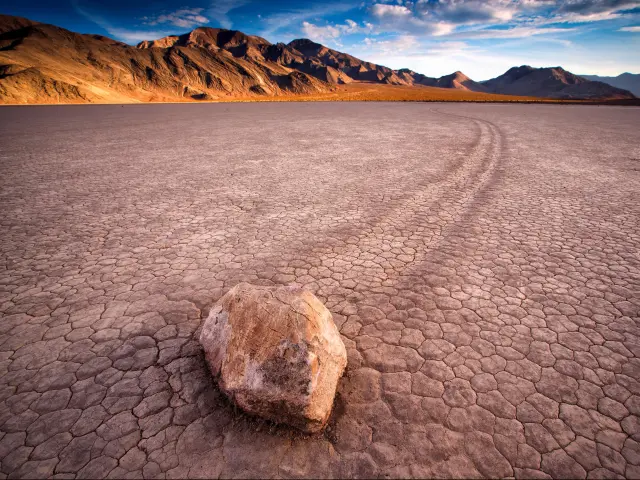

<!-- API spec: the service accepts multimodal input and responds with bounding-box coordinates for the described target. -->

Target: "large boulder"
[199,282,347,433]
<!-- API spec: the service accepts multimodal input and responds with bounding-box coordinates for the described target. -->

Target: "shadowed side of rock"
[199,283,347,433]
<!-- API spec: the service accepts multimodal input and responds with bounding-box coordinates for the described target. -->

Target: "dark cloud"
[557,0,640,14]
[414,0,517,25]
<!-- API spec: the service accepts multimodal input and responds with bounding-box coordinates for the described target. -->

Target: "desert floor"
[0,103,639,478]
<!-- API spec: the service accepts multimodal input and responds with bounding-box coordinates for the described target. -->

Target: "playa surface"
[0,103,639,478]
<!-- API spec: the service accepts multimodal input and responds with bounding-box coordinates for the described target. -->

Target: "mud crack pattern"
[0,103,639,479]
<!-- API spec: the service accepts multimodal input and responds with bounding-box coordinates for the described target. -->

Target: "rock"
[199,283,347,433]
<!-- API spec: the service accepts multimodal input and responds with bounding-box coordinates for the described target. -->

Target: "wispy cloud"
[100,28,175,44]
[143,8,208,29]
[72,1,177,43]
[619,25,640,31]
[208,0,249,29]
[259,2,360,38]
[452,25,577,39]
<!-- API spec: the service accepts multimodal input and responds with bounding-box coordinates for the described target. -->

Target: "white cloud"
[301,21,342,41]
[432,23,456,35]
[143,8,208,29]
[370,4,412,18]
[301,19,375,44]
[369,3,455,36]
[342,19,376,34]
[619,25,640,32]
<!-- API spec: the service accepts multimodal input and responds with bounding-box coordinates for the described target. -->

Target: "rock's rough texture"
[199,283,347,433]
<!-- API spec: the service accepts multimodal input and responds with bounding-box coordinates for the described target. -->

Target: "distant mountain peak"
[450,71,471,80]
[0,13,39,34]
[484,65,635,99]
[288,38,321,48]
[579,72,640,96]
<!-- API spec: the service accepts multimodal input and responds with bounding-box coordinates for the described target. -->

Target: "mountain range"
[579,73,640,97]
[0,14,635,104]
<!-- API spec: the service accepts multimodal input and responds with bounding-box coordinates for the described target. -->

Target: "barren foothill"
[0,103,639,479]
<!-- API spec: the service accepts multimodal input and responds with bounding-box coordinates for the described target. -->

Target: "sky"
[3,0,640,79]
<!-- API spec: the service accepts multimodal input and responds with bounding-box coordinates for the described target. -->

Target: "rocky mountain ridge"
[481,65,634,99]
[580,72,640,97]
[0,14,635,103]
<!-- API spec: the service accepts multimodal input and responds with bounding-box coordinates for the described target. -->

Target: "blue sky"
[3,0,640,79]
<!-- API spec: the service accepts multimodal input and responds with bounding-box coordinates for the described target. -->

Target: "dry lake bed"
[0,103,639,479]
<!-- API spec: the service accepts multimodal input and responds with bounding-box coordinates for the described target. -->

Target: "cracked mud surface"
[0,103,639,479]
